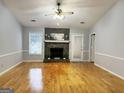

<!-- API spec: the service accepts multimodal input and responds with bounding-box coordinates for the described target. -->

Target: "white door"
[71,34,83,61]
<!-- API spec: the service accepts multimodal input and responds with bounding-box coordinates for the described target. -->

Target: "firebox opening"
[50,48,63,59]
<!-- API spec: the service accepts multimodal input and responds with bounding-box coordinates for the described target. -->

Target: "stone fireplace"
[44,28,70,62]
[44,42,69,60]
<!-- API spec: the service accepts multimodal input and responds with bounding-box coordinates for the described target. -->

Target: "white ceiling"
[3,0,117,29]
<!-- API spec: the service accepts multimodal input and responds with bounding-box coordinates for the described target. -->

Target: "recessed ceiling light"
[31,19,36,22]
[80,22,85,24]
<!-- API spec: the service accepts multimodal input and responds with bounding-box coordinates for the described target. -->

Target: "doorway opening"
[71,34,83,61]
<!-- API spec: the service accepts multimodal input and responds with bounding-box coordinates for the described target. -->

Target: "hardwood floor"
[0,62,124,93]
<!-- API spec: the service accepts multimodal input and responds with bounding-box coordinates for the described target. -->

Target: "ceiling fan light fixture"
[45,1,73,20]
[53,14,64,20]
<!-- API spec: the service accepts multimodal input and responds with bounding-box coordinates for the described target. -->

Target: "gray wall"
[23,27,44,61]
[0,1,23,74]
[91,0,124,78]
[70,28,90,61]
[23,27,90,61]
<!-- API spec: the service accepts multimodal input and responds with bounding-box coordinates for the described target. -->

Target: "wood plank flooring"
[0,62,124,93]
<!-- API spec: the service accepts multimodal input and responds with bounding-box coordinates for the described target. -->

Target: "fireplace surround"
[44,28,70,62]
[44,42,69,60]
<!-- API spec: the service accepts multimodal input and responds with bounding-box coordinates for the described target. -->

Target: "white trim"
[95,63,124,80]
[70,60,83,62]
[70,60,90,62]
[23,60,43,62]
[0,50,23,58]
[44,40,70,43]
[83,60,91,62]
[0,61,22,76]
[96,52,124,61]
[89,33,96,62]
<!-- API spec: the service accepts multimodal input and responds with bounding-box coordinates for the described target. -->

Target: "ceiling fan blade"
[62,12,74,15]
[44,13,55,16]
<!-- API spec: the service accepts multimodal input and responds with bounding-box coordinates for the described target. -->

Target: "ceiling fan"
[45,1,74,20]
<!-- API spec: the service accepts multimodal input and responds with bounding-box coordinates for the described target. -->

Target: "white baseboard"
[95,63,124,80]
[83,60,91,62]
[0,61,23,76]
[23,60,43,62]
[70,60,90,62]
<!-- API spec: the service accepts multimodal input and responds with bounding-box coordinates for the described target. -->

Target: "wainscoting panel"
[95,52,124,79]
[0,51,23,75]
[23,50,43,61]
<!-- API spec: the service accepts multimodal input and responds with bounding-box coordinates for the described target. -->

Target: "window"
[29,32,42,55]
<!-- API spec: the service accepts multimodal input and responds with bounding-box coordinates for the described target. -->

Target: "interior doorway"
[89,33,96,62]
[71,34,84,61]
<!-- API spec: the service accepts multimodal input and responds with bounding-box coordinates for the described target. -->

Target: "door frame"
[70,33,84,61]
[89,33,96,62]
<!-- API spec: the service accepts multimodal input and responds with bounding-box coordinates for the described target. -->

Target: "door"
[71,34,83,61]
[89,34,95,62]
